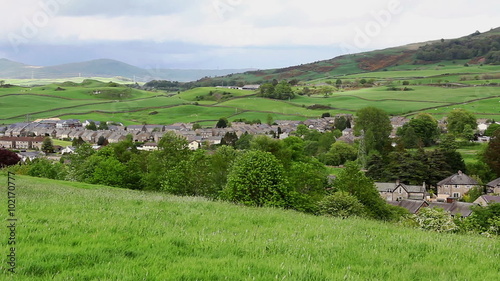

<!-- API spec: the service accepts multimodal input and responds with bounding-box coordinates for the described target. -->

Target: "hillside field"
[1,62,500,126]
[0,174,499,280]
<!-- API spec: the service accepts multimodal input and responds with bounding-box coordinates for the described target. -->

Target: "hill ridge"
[0,58,253,82]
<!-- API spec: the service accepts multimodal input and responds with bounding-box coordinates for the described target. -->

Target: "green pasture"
[342,64,499,79]
[230,112,315,123]
[0,95,188,124]
[177,87,255,101]
[2,73,500,126]
[0,174,498,280]
[416,95,500,119]
[216,98,313,116]
[124,105,238,125]
[52,139,73,147]
[58,105,237,126]
[0,95,108,121]
[457,144,485,165]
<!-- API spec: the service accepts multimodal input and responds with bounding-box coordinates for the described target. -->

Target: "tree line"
[3,106,500,233]
[416,32,500,64]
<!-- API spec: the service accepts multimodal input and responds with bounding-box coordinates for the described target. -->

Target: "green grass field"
[2,63,500,126]
[0,174,498,280]
[178,87,256,101]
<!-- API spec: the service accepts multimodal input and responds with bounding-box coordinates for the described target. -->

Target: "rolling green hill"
[193,27,500,86]
[2,28,500,126]
[0,173,498,280]
[2,73,500,126]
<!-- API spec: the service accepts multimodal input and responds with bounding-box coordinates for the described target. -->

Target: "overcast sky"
[0,0,498,69]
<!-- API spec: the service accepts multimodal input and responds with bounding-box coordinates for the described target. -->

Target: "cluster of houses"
[376,171,500,217]
[2,116,499,217]
[0,115,353,152]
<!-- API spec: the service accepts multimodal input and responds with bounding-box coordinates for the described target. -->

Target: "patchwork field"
[0,174,499,280]
[2,62,500,127]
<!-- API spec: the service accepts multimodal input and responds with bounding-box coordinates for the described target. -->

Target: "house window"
[453,192,460,198]
[454,185,458,188]
[398,188,402,194]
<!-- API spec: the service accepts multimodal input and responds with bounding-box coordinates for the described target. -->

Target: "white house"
[61,146,76,154]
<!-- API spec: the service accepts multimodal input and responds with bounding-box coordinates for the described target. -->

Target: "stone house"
[0,136,44,150]
[80,131,98,143]
[61,146,77,154]
[68,130,84,140]
[473,195,500,206]
[437,171,479,201]
[137,143,158,151]
[57,129,73,140]
[6,123,30,137]
[242,85,260,90]
[376,181,427,202]
[390,116,409,138]
[108,132,127,144]
[16,151,45,162]
[188,139,202,150]
[56,119,81,129]
[486,177,500,194]
[144,125,165,133]
[0,137,15,148]
[127,125,146,132]
[134,132,153,142]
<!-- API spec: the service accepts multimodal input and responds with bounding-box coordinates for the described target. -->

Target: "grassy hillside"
[2,30,500,127]
[2,72,500,126]
[194,28,500,86]
[0,174,498,280]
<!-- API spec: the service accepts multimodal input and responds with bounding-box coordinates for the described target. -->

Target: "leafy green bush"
[318,191,366,218]
[28,158,67,180]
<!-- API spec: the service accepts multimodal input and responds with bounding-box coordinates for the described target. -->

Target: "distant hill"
[0,58,252,82]
[193,27,500,86]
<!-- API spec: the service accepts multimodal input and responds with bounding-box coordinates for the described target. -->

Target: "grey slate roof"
[388,200,428,214]
[375,182,425,193]
[477,195,500,204]
[437,171,478,186]
[486,177,500,187]
[428,202,475,217]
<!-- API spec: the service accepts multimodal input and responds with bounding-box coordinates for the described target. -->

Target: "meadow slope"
[0,174,499,280]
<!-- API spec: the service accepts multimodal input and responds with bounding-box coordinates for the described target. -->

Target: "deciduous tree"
[355,107,392,154]
[222,150,290,207]
[41,137,54,153]
[324,141,357,166]
[447,108,477,135]
[0,149,20,168]
[484,130,500,177]
[397,113,440,147]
